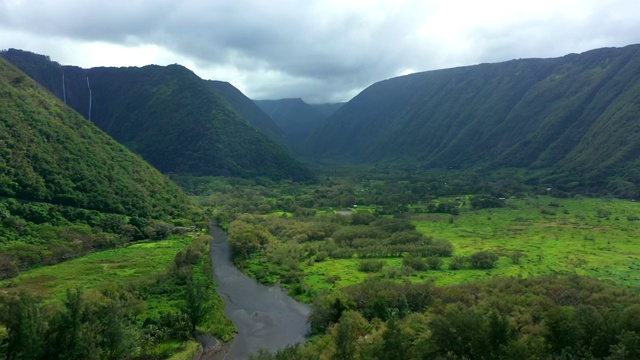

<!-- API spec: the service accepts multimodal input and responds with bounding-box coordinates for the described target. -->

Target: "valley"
[2,43,640,359]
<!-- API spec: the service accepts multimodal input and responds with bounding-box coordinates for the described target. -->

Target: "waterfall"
[86,77,92,121]
[62,71,67,104]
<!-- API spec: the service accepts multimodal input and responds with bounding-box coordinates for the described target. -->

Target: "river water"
[209,225,311,359]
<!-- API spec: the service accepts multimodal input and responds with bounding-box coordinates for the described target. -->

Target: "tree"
[381,317,408,360]
[428,304,490,359]
[47,289,99,360]
[98,293,139,360]
[182,273,214,332]
[543,306,579,355]
[0,292,47,360]
[332,311,366,360]
[509,250,524,264]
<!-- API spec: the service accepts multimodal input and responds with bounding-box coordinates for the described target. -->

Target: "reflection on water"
[209,225,310,359]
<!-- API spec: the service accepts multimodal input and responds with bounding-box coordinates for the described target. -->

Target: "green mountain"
[1,49,313,182]
[206,80,290,148]
[0,56,190,217]
[307,44,640,195]
[254,98,327,149]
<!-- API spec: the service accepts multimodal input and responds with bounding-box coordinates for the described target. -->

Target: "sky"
[2,0,640,103]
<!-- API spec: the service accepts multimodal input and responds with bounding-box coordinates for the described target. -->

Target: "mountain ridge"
[0,56,191,217]
[254,98,327,149]
[1,49,314,182]
[206,80,291,148]
[306,44,640,195]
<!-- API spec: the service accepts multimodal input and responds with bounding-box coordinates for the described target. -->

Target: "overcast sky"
[2,0,640,103]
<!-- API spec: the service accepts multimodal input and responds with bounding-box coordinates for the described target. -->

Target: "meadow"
[0,236,191,301]
[0,232,234,358]
[299,196,640,292]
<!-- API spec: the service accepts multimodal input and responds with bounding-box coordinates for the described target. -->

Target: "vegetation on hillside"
[0,56,191,217]
[207,80,291,148]
[0,57,203,279]
[307,44,640,198]
[0,57,233,358]
[1,49,314,182]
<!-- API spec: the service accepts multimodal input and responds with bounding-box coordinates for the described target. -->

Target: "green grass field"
[0,236,191,301]
[300,196,640,292]
[0,232,236,349]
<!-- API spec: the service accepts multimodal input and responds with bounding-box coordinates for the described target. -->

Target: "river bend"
[209,225,310,359]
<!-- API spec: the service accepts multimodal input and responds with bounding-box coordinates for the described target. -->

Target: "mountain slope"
[0,56,190,217]
[310,102,345,117]
[1,49,313,181]
[254,98,327,148]
[307,44,640,191]
[206,80,290,148]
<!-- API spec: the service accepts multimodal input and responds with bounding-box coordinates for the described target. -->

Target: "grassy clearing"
[300,196,640,292]
[413,196,640,287]
[165,340,200,360]
[0,236,191,301]
[0,231,236,353]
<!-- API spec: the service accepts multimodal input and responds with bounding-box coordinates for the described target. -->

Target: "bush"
[449,256,467,270]
[426,239,454,257]
[403,256,426,271]
[541,208,556,215]
[358,259,385,273]
[468,251,499,269]
[315,251,328,262]
[426,257,443,270]
[146,221,175,240]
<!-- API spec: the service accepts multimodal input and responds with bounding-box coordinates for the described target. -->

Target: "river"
[208,224,311,359]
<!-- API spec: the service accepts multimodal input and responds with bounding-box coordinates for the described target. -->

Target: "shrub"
[426,257,443,270]
[468,251,499,269]
[315,251,328,262]
[470,195,505,209]
[426,239,454,257]
[449,256,467,270]
[402,256,426,271]
[358,259,385,273]
[541,208,556,215]
[509,251,524,264]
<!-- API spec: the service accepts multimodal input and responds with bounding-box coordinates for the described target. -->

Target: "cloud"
[2,0,640,103]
